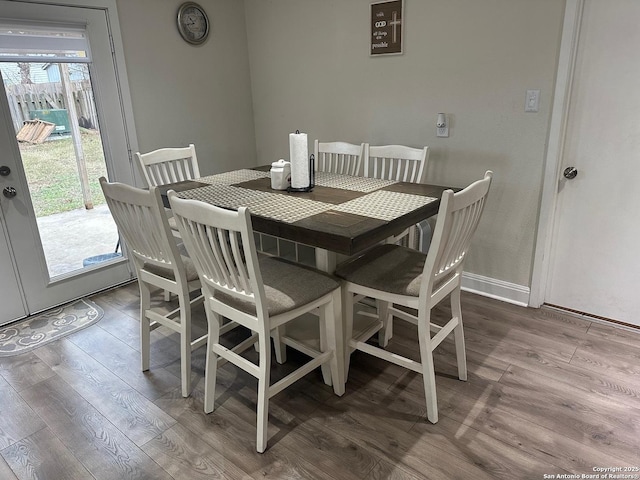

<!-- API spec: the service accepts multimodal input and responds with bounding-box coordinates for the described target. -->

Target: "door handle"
[0,166,9,176]
[3,187,17,198]
[563,167,578,179]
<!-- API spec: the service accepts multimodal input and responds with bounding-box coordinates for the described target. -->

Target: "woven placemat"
[198,169,269,185]
[177,184,334,223]
[332,190,437,221]
[177,184,271,208]
[314,172,397,192]
[243,195,334,223]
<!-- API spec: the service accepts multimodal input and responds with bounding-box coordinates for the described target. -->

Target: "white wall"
[116,0,257,176]
[243,0,566,291]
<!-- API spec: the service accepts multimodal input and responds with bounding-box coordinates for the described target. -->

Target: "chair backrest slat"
[314,140,365,176]
[187,221,216,281]
[218,227,242,290]
[135,144,200,187]
[207,226,232,287]
[366,144,429,184]
[229,229,251,293]
[421,171,492,297]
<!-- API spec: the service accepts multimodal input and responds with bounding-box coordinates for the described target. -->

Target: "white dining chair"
[99,177,209,398]
[335,171,492,424]
[135,144,200,188]
[365,144,429,183]
[365,144,431,250]
[135,144,201,300]
[135,143,201,234]
[168,192,345,453]
[314,140,366,176]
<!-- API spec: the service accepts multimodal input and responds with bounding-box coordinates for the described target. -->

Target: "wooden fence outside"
[5,80,99,135]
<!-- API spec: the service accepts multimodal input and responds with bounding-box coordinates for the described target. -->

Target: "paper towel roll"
[289,131,309,189]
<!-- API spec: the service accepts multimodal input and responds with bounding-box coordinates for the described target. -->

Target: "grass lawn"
[19,130,109,217]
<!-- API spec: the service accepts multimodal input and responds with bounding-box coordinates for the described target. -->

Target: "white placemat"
[332,190,437,221]
[243,195,334,223]
[177,184,334,223]
[177,184,271,208]
[198,169,269,185]
[314,172,397,192]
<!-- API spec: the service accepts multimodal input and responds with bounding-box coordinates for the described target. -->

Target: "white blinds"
[0,23,90,63]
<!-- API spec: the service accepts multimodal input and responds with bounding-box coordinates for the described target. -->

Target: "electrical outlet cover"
[437,126,449,137]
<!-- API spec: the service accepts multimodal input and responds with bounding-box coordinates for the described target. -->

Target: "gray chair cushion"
[216,256,340,317]
[334,243,426,297]
[143,243,199,281]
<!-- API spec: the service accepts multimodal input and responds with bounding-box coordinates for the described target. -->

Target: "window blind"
[0,22,90,63]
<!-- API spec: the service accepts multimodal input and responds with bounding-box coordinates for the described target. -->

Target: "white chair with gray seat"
[314,140,366,176]
[135,144,201,300]
[365,143,431,249]
[168,191,345,453]
[135,143,200,232]
[335,171,492,424]
[100,177,210,398]
[365,144,428,183]
[135,144,200,188]
[361,144,432,344]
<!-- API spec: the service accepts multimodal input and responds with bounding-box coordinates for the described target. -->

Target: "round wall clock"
[177,2,210,45]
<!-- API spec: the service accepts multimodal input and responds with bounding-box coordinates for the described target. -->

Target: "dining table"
[159,165,454,273]
[159,165,456,376]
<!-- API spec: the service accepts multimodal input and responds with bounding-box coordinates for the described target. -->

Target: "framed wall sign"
[370,0,404,56]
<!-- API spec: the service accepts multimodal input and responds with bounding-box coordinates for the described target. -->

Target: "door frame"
[529,0,584,308]
[0,0,140,316]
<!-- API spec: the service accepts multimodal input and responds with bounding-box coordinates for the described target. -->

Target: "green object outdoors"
[29,109,71,134]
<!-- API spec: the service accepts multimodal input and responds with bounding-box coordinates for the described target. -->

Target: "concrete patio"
[37,203,120,277]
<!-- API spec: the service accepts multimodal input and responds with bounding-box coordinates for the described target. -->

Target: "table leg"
[315,248,337,274]
[315,247,349,387]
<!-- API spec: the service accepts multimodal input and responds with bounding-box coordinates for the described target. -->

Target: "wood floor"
[1,282,639,479]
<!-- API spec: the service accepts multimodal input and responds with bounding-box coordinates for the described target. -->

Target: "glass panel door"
[2,61,120,277]
[0,1,135,321]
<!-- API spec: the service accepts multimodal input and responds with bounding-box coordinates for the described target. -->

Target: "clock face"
[177,2,209,45]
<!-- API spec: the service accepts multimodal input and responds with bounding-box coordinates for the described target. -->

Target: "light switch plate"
[525,89,540,112]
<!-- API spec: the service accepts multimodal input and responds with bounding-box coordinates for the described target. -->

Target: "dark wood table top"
[159,168,455,256]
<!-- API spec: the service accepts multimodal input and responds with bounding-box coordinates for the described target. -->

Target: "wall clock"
[177,2,210,45]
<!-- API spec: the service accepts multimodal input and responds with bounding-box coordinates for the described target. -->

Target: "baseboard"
[462,272,530,307]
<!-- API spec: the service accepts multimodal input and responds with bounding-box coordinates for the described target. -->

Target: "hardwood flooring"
[1,282,639,479]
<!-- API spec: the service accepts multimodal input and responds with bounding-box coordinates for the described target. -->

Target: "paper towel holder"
[287,154,315,193]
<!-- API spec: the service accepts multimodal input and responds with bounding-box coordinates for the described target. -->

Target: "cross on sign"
[389,11,401,43]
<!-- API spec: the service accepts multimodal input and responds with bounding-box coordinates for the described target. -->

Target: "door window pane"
[1,60,119,277]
